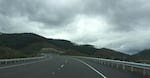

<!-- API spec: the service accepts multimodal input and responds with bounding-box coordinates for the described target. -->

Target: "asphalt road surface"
[0,55,149,78]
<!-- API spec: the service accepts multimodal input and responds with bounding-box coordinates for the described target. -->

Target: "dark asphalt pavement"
[0,55,149,78]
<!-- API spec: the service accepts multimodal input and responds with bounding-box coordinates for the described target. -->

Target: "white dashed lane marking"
[60,64,64,68]
[75,59,107,78]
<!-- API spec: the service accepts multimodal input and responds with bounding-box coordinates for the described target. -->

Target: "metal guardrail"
[98,58,150,75]
[75,56,150,76]
[0,55,46,65]
[98,58,150,69]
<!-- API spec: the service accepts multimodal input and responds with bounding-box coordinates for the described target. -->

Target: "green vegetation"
[0,47,21,59]
[0,47,38,59]
[127,49,150,64]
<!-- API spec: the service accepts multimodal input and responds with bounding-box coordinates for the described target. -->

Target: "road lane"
[0,55,149,78]
[0,56,61,78]
[75,59,107,78]
[0,55,103,78]
[52,56,103,78]
[79,58,149,78]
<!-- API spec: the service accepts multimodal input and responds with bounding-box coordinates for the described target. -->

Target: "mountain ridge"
[0,32,129,60]
[1,32,149,64]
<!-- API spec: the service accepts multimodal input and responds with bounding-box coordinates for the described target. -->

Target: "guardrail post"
[123,64,125,70]
[107,62,109,66]
[100,61,102,64]
[99,60,101,64]
[116,64,119,69]
[14,60,17,64]
[111,63,113,67]
[143,69,146,76]
[5,61,7,64]
[131,66,134,72]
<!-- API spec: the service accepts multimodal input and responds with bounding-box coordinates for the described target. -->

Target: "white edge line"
[75,59,107,78]
[0,59,48,69]
[61,64,65,68]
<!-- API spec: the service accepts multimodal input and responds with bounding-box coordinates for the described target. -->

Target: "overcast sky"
[0,0,150,54]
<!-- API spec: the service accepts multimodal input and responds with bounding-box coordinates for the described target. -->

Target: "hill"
[0,33,129,59]
[93,48,129,60]
[0,33,47,49]
[128,49,150,63]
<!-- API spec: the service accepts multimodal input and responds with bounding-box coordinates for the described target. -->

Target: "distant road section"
[0,55,149,78]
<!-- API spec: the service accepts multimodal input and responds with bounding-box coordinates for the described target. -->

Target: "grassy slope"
[127,49,150,63]
[0,33,129,60]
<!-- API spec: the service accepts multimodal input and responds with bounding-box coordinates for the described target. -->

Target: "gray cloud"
[0,0,79,28]
[0,0,150,54]
[82,0,150,31]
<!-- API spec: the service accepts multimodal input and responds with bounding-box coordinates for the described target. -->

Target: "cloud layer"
[0,0,150,54]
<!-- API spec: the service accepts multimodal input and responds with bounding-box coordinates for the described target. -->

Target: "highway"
[0,55,149,78]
